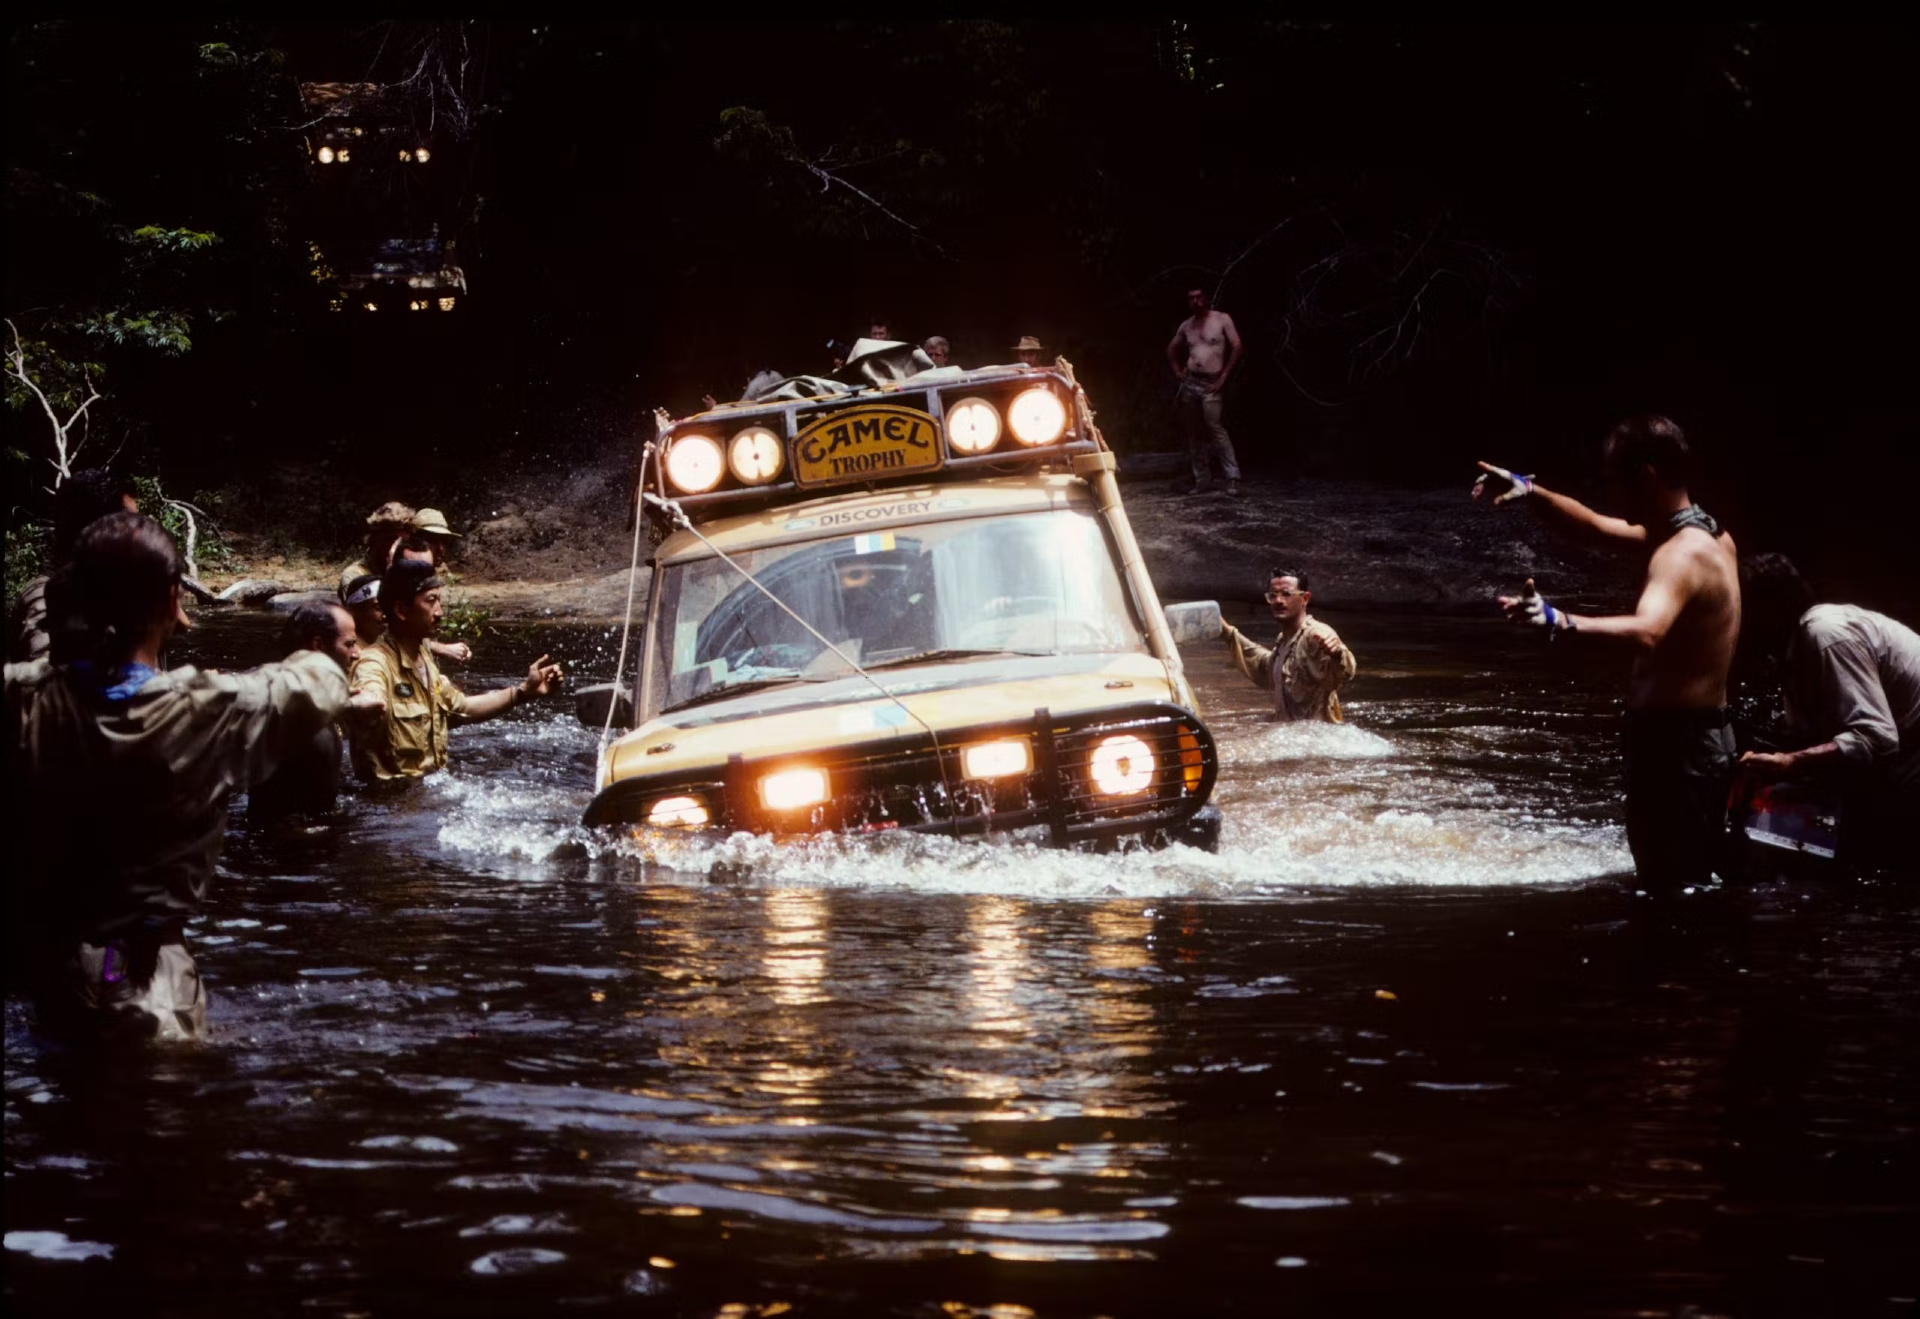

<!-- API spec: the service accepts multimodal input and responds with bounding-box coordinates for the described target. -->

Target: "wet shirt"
[339,559,377,600]
[1228,615,1357,722]
[4,651,347,943]
[1786,604,1920,781]
[349,633,468,780]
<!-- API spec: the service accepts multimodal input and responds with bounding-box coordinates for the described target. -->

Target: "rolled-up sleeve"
[1812,639,1901,766]
[1225,626,1274,690]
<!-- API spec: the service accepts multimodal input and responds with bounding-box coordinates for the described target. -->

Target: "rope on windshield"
[640,483,962,825]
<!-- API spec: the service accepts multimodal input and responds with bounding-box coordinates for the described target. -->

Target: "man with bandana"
[1474,415,1741,893]
[348,559,562,781]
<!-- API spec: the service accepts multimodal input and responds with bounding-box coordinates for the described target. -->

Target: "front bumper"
[584,701,1218,848]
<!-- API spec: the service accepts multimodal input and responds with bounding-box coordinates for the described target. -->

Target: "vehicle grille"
[585,702,1217,846]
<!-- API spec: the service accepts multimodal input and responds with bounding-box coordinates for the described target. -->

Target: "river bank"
[198,469,1629,627]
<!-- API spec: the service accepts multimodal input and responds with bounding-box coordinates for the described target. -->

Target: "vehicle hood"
[601,651,1176,787]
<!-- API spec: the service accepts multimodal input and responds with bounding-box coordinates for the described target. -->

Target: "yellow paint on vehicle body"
[602,651,1173,788]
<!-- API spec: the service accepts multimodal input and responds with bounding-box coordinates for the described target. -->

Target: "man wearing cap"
[348,559,562,781]
[1222,567,1356,722]
[1166,286,1245,497]
[339,501,416,600]
[1013,335,1046,367]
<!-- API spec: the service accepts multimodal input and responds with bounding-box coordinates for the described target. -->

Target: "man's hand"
[432,639,472,665]
[1313,630,1343,658]
[345,691,387,724]
[1472,461,1535,506]
[1498,578,1572,631]
[1738,750,1800,781]
[701,393,719,411]
[1205,377,1227,396]
[519,654,563,700]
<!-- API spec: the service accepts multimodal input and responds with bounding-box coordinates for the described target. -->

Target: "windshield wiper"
[663,675,810,713]
[863,648,1046,670]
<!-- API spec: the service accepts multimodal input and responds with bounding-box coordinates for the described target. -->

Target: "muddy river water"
[6,609,1915,1316]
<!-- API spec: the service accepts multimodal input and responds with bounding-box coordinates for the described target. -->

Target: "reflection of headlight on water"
[645,795,709,828]
[1007,387,1067,445]
[761,767,829,812]
[1090,735,1155,795]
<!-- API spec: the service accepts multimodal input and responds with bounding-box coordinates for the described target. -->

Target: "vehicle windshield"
[646,508,1145,716]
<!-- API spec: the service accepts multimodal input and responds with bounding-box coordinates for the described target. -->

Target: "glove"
[1473,461,1535,505]
[1519,579,1572,631]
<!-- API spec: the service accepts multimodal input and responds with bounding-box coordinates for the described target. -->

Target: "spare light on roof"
[945,397,1001,454]
[665,434,725,493]
[729,427,785,484]
[414,146,431,164]
[316,145,335,164]
[1007,387,1068,446]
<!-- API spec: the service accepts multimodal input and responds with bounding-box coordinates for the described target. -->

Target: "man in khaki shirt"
[7,513,351,1041]
[349,559,561,781]
[1223,567,1357,721]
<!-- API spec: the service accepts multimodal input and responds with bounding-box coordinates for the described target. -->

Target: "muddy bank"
[200,475,1624,626]
[1123,477,1625,610]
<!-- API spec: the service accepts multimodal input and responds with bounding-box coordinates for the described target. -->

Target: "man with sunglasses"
[1223,567,1357,721]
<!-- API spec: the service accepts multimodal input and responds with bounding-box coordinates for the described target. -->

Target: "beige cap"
[411,507,462,538]
[1012,335,1045,353]
[366,500,416,527]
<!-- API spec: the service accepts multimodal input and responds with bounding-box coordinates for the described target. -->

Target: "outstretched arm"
[1473,461,1648,549]
[459,654,564,723]
[1501,553,1686,649]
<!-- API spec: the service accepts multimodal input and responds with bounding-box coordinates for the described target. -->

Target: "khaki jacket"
[349,633,468,780]
[1226,615,1357,722]
[5,651,347,943]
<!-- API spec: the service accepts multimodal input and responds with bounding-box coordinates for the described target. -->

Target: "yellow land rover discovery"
[582,355,1221,850]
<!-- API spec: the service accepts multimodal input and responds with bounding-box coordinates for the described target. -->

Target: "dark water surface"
[7,611,1916,1316]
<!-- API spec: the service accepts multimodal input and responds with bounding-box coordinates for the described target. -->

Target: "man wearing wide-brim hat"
[410,508,462,569]
[339,501,417,600]
[1013,335,1047,367]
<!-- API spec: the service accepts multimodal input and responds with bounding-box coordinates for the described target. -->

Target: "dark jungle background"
[6,21,1915,602]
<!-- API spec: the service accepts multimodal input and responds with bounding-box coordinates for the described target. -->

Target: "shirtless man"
[1475,415,1741,893]
[1165,287,1245,496]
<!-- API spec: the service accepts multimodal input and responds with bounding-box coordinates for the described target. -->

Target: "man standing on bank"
[349,559,562,782]
[1166,286,1245,497]
[1223,568,1357,721]
[1475,415,1741,893]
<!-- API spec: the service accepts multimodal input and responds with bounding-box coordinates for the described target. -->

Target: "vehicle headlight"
[761,767,829,812]
[729,426,785,484]
[646,795,710,828]
[1007,387,1067,445]
[1089,735,1156,795]
[665,434,725,493]
[316,146,335,165]
[945,397,1001,454]
[962,739,1032,780]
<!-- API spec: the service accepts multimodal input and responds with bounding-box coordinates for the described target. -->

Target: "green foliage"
[130,476,236,573]
[5,519,50,604]
[440,599,494,643]
[75,310,195,356]
[3,330,106,419]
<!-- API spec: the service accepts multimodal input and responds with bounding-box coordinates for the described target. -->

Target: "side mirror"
[575,682,634,732]
[1163,600,1223,644]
